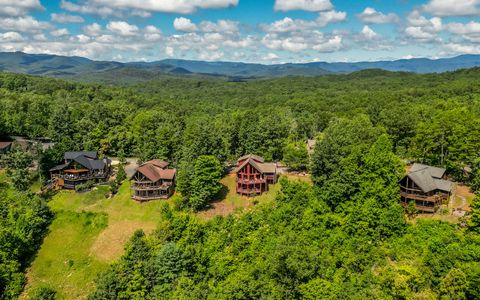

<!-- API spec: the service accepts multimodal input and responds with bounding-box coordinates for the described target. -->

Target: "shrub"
[75,180,95,192]
[29,286,57,300]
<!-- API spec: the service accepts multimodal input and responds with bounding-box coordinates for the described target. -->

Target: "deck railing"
[132,195,169,201]
[236,177,266,184]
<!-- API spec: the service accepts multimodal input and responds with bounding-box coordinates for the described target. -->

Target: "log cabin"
[49,151,111,189]
[399,163,453,213]
[234,154,277,196]
[130,159,176,201]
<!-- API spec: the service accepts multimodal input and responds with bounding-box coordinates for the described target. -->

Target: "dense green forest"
[1,69,480,299]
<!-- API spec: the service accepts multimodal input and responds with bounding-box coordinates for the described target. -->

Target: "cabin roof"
[233,157,277,174]
[51,151,107,171]
[0,141,13,150]
[49,162,70,172]
[410,163,446,179]
[64,151,98,160]
[406,164,452,193]
[134,161,176,182]
[144,159,169,169]
[237,154,265,163]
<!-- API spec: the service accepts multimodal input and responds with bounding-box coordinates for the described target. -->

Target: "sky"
[1,0,480,63]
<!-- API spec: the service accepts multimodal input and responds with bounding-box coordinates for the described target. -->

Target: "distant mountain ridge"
[2,52,480,83]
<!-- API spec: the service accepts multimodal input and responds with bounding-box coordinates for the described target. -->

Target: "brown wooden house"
[234,154,277,196]
[131,160,176,201]
[49,151,111,189]
[400,163,453,213]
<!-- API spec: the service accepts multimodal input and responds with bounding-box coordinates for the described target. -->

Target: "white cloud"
[174,17,198,32]
[443,42,480,54]
[83,23,102,36]
[262,52,280,61]
[274,0,332,12]
[199,20,239,33]
[262,11,346,33]
[423,0,480,17]
[63,0,238,15]
[312,35,342,52]
[0,0,43,16]
[0,16,51,33]
[165,46,174,57]
[355,26,392,51]
[61,0,117,18]
[357,7,398,24]
[262,17,317,33]
[0,31,24,42]
[316,10,347,27]
[262,31,343,53]
[445,21,480,42]
[360,25,378,40]
[107,21,139,36]
[51,28,70,37]
[144,25,162,41]
[199,50,224,60]
[404,11,443,42]
[145,25,161,34]
[33,33,47,41]
[51,13,84,23]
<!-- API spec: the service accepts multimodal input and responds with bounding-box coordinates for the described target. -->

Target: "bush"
[29,286,57,300]
[75,180,95,192]
[109,180,119,195]
[116,165,127,185]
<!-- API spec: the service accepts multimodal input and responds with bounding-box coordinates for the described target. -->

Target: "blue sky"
[1,0,480,63]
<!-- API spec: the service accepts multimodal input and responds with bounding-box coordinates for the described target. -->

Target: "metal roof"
[406,163,452,193]
[49,162,70,172]
[410,163,446,179]
[64,151,98,160]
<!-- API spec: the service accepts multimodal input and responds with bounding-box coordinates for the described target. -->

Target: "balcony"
[400,191,439,202]
[52,173,107,182]
[131,184,171,191]
[236,177,266,184]
[132,195,169,201]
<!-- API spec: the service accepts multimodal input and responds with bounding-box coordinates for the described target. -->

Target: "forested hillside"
[1,69,480,299]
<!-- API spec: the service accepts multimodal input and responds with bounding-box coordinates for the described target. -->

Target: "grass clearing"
[22,182,175,299]
[23,211,108,299]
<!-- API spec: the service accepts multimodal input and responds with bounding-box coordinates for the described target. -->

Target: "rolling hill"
[2,51,480,84]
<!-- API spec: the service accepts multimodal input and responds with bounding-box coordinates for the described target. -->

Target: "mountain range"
[2,51,480,83]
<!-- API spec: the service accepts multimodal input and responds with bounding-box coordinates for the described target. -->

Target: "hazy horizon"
[1,0,480,64]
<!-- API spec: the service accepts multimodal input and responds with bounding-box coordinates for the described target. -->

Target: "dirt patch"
[197,198,252,220]
[90,220,156,262]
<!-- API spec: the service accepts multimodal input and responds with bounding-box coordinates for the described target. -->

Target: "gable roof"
[134,160,176,182]
[410,163,446,179]
[145,159,169,169]
[49,162,71,172]
[406,164,452,193]
[64,151,98,160]
[233,157,277,174]
[237,154,265,163]
[0,141,12,150]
